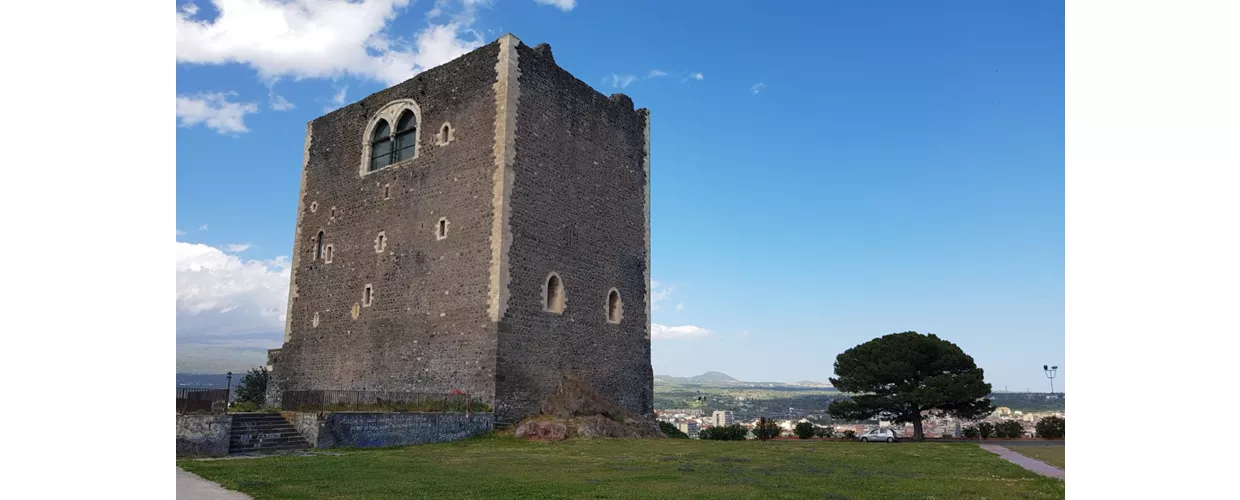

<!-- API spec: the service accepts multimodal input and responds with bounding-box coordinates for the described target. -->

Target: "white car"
[858,428,899,443]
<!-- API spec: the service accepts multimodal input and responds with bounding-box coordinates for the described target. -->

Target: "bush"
[842,430,857,440]
[977,422,995,439]
[1036,416,1065,439]
[699,424,748,441]
[794,422,816,439]
[995,420,1024,439]
[813,426,834,438]
[962,426,980,439]
[659,421,690,439]
[234,367,269,407]
[753,418,781,441]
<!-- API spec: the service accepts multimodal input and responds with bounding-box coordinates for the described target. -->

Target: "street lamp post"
[1042,365,1058,396]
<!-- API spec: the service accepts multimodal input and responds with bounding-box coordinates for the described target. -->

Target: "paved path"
[979,444,1065,480]
[177,467,252,499]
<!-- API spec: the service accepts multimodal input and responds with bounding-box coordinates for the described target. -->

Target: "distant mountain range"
[655,371,833,387]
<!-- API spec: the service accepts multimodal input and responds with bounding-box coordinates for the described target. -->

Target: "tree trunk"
[912,413,925,441]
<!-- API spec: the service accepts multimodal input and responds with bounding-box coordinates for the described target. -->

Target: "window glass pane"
[394,144,416,162]
[372,138,392,158]
[396,111,415,131]
[395,130,416,149]
[370,156,388,171]
[372,120,390,140]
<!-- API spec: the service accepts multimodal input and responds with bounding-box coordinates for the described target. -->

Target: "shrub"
[659,421,690,439]
[753,418,782,441]
[995,420,1024,439]
[234,367,269,407]
[813,426,834,438]
[842,430,857,440]
[962,426,980,439]
[699,424,748,441]
[794,422,816,439]
[1036,416,1065,439]
[977,422,995,439]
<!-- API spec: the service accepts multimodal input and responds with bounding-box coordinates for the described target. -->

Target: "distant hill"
[688,371,738,383]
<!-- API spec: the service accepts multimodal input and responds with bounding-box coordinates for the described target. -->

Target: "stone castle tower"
[266,34,652,424]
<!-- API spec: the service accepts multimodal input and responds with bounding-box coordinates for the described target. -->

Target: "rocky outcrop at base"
[513,376,668,441]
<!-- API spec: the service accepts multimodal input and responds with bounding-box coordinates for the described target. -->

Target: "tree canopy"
[827,331,993,440]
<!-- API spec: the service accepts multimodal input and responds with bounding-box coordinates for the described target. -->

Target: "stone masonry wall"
[284,412,494,449]
[176,414,232,458]
[493,42,653,423]
[275,41,503,400]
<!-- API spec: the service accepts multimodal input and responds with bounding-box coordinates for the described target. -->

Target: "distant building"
[712,410,734,427]
[677,421,699,437]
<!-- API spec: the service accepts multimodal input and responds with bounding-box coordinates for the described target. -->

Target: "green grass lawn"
[1007,445,1065,470]
[178,435,1066,500]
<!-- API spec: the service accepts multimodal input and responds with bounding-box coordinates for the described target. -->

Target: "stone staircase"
[228,413,311,454]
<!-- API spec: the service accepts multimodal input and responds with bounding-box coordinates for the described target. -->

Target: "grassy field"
[1007,445,1065,470]
[178,435,1065,499]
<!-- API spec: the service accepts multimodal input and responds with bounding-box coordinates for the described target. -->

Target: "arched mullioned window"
[394,111,417,162]
[362,100,422,175]
[315,230,325,260]
[369,120,392,172]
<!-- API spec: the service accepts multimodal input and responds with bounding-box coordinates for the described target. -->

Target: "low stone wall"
[176,414,232,457]
[284,412,494,449]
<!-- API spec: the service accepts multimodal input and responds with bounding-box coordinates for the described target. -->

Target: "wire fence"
[176,388,229,414]
[281,390,486,414]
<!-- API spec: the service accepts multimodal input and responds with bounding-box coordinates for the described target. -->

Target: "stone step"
[229,438,308,448]
[226,413,311,455]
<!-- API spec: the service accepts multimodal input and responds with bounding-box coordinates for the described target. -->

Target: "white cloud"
[176,0,486,87]
[534,0,575,11]
[737,330,750,337]
[609,73,639,89]
[176,92,259,134]
[181,2,199,16]
[691,72,704,80]
[647,69,668,78]
[324,86,349,112]
[269,93,295,111]
[651,280,675,311]
[225,243,253,253]
[652,324,713,340]
[177,240,290,337]
[751,82,767,94]
[199,224,209,231]
[177,229,187,236]
[675,303,684,311]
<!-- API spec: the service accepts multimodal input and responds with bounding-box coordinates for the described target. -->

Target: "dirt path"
[979,444,1065,480]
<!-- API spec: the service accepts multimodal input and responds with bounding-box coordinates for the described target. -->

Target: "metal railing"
[176,388,230,414]
[281,390,482,414]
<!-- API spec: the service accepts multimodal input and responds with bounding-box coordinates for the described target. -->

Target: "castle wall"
[493,42,653,423]
[275,42,503,400]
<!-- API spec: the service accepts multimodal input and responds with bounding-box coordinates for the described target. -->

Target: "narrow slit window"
[325,245,333,263]
[607,289,623,324]
[375,232,387,253]
[315,231,325,260]
[440,123,451,144]
[363,285,374,307]
[544,273,565,313]
[437,218,448,240]
[383,184,391,199]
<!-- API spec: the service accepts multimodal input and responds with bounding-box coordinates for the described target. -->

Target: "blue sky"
[176,0,1064,392]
